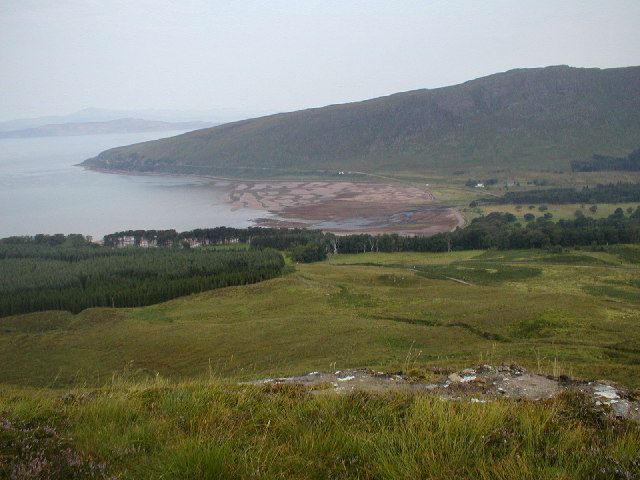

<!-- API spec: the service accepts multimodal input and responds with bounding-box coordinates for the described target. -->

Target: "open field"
[1,247,639,388]
[465,202,640,221]
[376,169,640,191]
[384,169,640,205]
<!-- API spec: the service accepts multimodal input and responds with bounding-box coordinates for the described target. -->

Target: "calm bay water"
[0,131,263,239]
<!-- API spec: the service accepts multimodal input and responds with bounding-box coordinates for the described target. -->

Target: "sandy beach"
[82,166,464,235]
[224,180,463,235]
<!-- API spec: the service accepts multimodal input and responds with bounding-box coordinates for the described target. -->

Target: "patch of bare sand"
[224,180,458,234]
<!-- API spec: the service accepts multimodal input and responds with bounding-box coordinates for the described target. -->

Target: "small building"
[139,239,158,248]
[119,236,136,247]
[184,238,201,248]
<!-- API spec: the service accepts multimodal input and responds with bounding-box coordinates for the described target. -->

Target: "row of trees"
[285,207,640,258]
[442,209,640,250]
[571,148,640,172]
[482,183,640,205]
[0,247,284,317]
[102,227,322,248]
[249,230,327,251]
[0,233,92,247]
[98,207,640,260]
[4,205,640,282]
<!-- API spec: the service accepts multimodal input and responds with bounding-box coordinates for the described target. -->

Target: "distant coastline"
[0,118,213,139]
[82,164,463,235]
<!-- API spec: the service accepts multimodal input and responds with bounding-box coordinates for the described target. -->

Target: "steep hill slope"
[82,66,640,176]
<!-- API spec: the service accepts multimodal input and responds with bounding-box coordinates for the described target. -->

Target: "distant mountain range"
[0,107,267,133]
[82,66,640,176]
[0,118,214,139]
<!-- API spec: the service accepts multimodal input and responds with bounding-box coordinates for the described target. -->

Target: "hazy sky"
[1,0,639,120]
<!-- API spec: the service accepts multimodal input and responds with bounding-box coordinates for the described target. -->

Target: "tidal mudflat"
[224,180,464,234]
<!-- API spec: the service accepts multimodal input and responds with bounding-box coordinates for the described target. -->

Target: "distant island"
[0,118,214,139]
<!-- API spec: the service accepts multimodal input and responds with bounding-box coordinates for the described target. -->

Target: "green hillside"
[82,66,640,176]
[3,248,640,478]
[2,247,639,388]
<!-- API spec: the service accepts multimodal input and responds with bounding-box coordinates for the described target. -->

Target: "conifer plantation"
[0,238,284,317]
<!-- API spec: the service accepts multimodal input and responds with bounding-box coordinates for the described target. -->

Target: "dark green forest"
[0,241,284,317]
[98,206,640,260]
[244,208,640,256]
[332,208,640,254]
[571,148,640,172]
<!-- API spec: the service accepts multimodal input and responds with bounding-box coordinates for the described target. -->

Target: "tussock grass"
[603,245,640,264]
[414,263,542,285]
[1,381,639,479]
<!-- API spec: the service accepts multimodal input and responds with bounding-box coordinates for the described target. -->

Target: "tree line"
[279,208,640,260]
[571,148,640,172]
[93,206,640,262]
[102,227,328,248]
[3,204,639,311]
[1,233,92,247]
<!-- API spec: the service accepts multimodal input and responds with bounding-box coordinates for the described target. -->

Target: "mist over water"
[0,131,263,239]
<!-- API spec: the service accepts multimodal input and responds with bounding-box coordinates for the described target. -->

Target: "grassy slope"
[2,382,639,479]
[82,66,640,176]
[1,248,639,388]
[2,247,640,478]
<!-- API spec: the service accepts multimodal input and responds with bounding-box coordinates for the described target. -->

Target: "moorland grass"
[1,248,640,478]
[0,248,639,388]
[1,380,639,479]
[413,263,542,285]
[603,245,640,264]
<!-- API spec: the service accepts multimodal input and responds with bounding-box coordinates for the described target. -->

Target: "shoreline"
[80,165,465,235]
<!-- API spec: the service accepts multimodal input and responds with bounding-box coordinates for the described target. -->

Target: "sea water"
[0,131,263,239]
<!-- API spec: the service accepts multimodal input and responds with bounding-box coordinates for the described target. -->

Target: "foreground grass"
[1,380,639,479]
[1,248,639,388]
